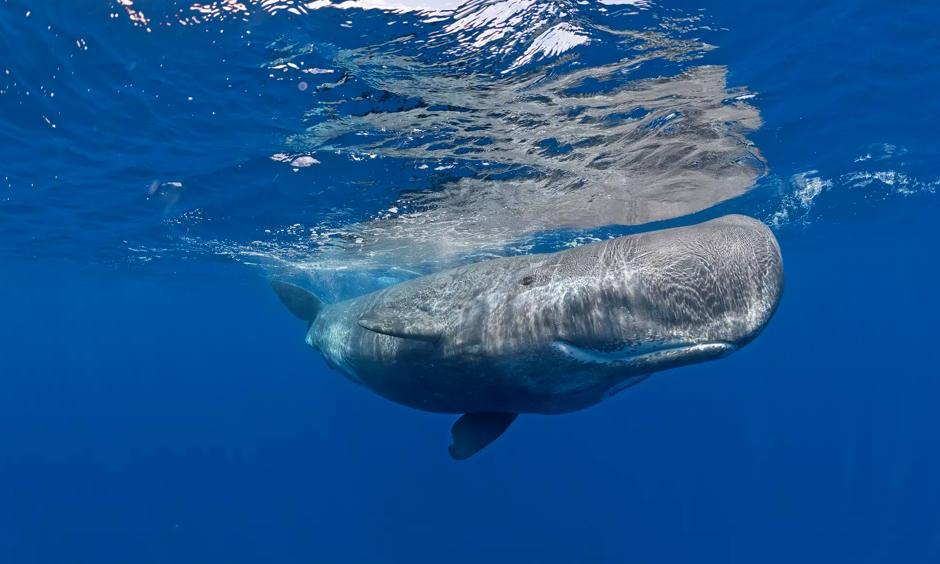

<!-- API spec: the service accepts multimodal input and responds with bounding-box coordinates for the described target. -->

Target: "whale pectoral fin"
[357,315,443,343]
[448,412,518,461]
[271,280,323,322]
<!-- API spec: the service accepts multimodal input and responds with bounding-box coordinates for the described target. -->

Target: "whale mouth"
[552,340,736,368]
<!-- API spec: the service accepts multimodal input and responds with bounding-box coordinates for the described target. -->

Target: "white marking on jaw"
[552,340,733,366]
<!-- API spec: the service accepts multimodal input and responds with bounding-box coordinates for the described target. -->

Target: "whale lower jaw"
[552,340,736,370]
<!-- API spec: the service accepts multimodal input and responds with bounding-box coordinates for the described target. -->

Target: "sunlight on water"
[0,0,936,300]
[167,0,768,293]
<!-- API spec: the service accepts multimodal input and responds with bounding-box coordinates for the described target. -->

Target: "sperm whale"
[272,215,783,459]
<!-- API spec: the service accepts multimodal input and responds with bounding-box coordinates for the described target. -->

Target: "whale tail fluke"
[449,412,518,461]
[271,280,323,323]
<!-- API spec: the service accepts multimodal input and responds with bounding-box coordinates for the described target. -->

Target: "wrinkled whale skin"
[294,214,783,415]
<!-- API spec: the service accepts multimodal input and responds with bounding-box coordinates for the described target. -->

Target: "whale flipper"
[271,280,323,322]
[448,412,518,460]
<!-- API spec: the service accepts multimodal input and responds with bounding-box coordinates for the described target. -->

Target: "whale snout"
[544,216,783,373]
[701,214,784,346]
[661,215,783,348]
[562,215,783,366]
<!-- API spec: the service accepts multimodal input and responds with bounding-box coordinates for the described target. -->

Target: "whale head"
[539,215,783,374]
[351,215,782,379]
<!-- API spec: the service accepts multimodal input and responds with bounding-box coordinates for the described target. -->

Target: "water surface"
[2,1,939,562]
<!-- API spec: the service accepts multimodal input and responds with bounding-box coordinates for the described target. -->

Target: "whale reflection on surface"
[301,61,762,268]
[291,59,762,277]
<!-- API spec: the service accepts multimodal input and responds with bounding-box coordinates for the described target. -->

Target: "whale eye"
[520,275,535,286]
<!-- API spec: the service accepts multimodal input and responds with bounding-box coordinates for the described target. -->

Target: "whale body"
[272,215,783,459]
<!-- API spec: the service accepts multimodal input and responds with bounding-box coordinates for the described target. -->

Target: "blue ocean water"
[2,0,939,562]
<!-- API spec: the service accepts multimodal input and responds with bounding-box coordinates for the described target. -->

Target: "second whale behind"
[273,215,783,459]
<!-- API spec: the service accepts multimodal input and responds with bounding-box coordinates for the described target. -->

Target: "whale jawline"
[552,340,736,368]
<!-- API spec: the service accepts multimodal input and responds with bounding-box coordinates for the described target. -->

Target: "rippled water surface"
[6,1,936,287]
[2,1,940,562]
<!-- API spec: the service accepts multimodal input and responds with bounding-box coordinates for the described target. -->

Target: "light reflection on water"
[0,0,935,297]
[183,0,766,294]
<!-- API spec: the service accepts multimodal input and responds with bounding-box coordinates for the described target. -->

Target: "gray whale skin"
[272,214,783,460]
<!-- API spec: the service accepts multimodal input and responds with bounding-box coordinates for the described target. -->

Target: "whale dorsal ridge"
[271,280,323,322]
[449,412,518,460]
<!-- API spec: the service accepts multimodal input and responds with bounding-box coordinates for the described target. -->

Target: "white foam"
[506,22,590,71]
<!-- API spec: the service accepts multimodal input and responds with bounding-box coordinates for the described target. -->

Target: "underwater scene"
[1,0,939,562]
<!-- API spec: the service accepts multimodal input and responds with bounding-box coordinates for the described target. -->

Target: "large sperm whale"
[272,215,783,459]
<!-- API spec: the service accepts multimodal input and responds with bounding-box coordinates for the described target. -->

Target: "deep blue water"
[2,1,940,562]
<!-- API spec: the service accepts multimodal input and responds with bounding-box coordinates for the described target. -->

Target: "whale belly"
[344,345,646,415]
